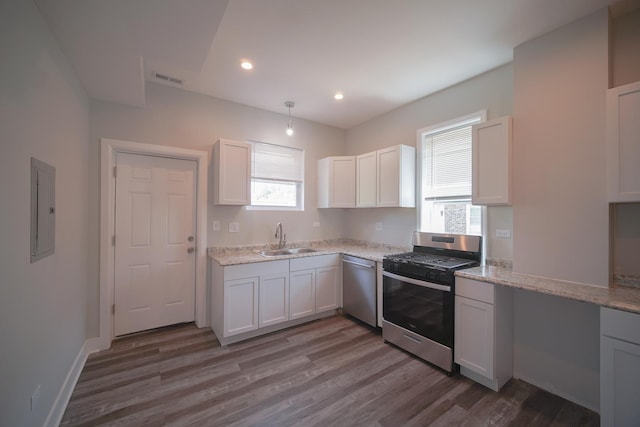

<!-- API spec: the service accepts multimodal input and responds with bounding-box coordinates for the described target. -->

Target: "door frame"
[99,138,208,349]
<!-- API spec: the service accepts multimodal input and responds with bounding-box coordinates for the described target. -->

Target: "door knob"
[187,247,195,253]
[187,235,194,242]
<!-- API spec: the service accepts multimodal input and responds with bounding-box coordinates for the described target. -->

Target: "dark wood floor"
[61,315,599,426]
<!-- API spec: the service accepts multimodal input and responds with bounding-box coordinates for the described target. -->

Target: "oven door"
[382,271,453,348]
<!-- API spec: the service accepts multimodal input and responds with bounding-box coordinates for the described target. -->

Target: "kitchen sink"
[287,248,317,254]
[258,248,317,257]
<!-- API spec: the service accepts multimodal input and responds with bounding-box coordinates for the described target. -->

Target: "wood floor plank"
[60,316,600,426]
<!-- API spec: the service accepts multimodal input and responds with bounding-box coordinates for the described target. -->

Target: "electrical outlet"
[212,220,220,231]
[31,385,40,412]
[229,222,239,233]
[375,222,383,231]
[495,229,511,238]
[313,222,320,228]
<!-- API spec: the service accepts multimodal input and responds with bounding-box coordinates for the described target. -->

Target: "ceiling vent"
[153,72,184,86]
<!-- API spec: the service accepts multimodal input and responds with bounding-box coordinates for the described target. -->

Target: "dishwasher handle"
[342,258,375,269]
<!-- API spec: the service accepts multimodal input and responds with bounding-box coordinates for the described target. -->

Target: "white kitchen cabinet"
[455,277,512,391]
[211,259,289,341]
[356,151,377,207]
[607,81,640,202]
[316,266,341,312]
[376,145,416,207]
[213,139,251,205]
[600,307,640,426]
[472,116,512,205]
[290,254,342,314]
[259,271,289,328]
[289,269,316,320]
[223,276,259,336]
[318,156,356,208]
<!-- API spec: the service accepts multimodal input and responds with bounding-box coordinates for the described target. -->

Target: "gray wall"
[0,1,90,425]
[511,9,610,411]
[88,83,347,336]
[344,64,515,256]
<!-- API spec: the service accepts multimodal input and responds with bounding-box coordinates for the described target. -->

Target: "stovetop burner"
[386,252,477,270]
[383,232,482,285]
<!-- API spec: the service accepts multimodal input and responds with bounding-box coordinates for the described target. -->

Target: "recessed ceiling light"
[241,61,253,70]
[334,92,344,100]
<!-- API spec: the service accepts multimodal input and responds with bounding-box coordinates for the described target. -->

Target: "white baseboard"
[43,340,91,427]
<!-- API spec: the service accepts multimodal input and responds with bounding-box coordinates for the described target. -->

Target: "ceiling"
[35,0,620,129]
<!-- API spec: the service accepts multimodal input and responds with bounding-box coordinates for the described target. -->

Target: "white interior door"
[114,153,196,336]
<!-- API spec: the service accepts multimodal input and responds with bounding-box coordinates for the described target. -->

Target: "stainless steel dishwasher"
[342,254,377,327]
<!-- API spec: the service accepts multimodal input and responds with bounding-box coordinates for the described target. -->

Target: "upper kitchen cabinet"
[376,145,416,208]
[356,151,377,207]
[318,156,356,208]
[607,81,640,202]
[472,116,512,205]
[213,139,251,205]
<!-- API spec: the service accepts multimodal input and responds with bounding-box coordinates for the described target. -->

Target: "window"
[249,141,304,210]
[418,112,485,235]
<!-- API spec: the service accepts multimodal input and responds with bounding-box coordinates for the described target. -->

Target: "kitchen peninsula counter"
[457,265,640,315]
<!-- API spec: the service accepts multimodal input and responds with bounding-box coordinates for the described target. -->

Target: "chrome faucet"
[275,222,287,249]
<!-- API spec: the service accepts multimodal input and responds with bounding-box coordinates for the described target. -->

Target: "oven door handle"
[382,271,451,292]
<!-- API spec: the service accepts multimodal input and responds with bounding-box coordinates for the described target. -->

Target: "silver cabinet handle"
[187,247,195,253]
[342,259,375,268]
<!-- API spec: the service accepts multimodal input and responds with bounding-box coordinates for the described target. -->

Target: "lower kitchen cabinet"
[316,265,340,312]
[224,276,259,336]
[289,269,316,320]
[259,271,289,328]
[600,307,640,427]
[455,277,513,391]
[290,254,341,316]
[212,254,341,345]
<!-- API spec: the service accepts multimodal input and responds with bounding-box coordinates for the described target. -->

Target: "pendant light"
[285,101,295,136]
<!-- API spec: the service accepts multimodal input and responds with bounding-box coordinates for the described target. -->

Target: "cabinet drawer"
[601,307,640,344]
[225,259,289,281]
[456,277,494,304]
[290,254,340,271]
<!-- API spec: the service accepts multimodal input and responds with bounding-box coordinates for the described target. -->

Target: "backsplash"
[486,258,513,270]
[613,273,640,289]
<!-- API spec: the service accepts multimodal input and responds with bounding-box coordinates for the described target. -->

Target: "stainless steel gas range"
[382,231,482,373]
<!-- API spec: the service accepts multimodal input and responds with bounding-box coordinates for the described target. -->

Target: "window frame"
[245,140,305,211]
[416,110,486,234]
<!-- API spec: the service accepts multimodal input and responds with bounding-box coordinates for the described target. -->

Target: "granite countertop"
[457,265,640,315]
[208,239,411,266]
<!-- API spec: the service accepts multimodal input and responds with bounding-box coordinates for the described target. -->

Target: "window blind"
[423,126,472,199]
[251,141,304,182]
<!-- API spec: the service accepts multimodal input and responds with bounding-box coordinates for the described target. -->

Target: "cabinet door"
[316,265,340,312]
[472,116,512,205]
[224,277,259,336]
[454,296,494,379]
[259,272,289,328]
[356,151,377,207]
[289,269,316,320]
[377,146,400,207]
[376,145,415,207]
[607,81,640,202]
[601,336,640,426]
[330,157,356,207]
[317,157,356,208]
[214,139,251,205]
